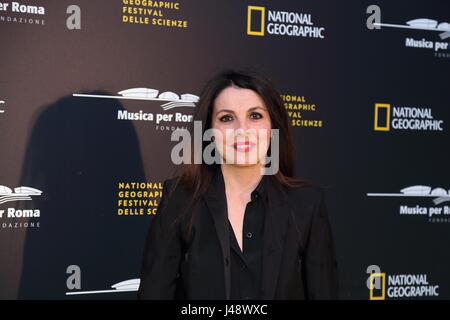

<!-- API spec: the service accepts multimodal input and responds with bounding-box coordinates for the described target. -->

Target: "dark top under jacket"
[138,168,338,300]
[228,174,267,300]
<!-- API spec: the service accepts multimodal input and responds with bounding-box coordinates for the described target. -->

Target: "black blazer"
[138,170,338,300]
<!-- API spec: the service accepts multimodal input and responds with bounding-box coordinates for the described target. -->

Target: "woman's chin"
[221,158,262,167]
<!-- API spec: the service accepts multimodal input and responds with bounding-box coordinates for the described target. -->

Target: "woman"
[138,69,338,300]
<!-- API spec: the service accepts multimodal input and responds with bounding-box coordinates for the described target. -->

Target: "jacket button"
[225,258,229,266]
[246,232,253,238]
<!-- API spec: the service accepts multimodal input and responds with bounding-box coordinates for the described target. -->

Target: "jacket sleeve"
[137,179,182,299]
[303,187,339,299]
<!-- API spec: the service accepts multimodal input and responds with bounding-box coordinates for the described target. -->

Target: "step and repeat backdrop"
[0,0,449,299]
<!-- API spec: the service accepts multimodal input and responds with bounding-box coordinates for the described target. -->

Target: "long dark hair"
[163,68,315,236]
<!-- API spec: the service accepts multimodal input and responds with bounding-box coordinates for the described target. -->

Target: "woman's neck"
[220,163,263,199]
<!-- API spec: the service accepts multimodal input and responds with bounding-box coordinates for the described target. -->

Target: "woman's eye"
[219,115,233,122]
[250,112,263,120]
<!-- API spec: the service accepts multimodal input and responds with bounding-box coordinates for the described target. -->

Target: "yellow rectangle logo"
[247,6,265,36]
[374,103,391,131]
[369,272,386,300]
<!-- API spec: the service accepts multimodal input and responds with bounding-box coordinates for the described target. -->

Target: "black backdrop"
[0,0,449,299]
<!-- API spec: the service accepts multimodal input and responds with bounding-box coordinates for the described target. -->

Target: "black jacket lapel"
[204,170,231,300]
[204,170,290,300]
[260,177,290,299]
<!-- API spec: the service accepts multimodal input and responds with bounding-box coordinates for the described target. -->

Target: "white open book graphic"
[66,278,141,296]
[118,88,199,110]
[400,185,432,195]
[406,19,450,31]
[0,185,43,205]
[118,88,159,98]
[374,17,450,39]
[367,185,450,205]
[73,88,199,110]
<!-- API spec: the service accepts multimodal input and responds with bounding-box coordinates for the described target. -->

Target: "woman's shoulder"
[162,174,327,205]
[279,182,330,223]
[162,175,185,196]
[290,183,324,196]
[162,176,179,190]
[161,175,194,204]
[157,176,193,219]
[271,175,324,199]
[280,179,327,207]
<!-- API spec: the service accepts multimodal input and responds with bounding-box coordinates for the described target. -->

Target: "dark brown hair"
[163,68,315,235]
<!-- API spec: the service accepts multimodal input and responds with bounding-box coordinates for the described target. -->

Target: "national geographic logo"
[247,5,325,39]
[117,182,163,216]
[282,94,323,128]
[367,265,439,300]
[247,6,265,36]
[373,103,444,132]
[368,272,386,300]
[122,0,188,29]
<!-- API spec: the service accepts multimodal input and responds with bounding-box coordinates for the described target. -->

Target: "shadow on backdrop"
[18,92,149,299]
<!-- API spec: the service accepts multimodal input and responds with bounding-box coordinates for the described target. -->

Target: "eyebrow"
[216,106,266,114]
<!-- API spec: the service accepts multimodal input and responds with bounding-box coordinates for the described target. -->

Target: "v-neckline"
[228,220,245,256]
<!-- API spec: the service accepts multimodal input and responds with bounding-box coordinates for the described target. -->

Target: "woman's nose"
[234,117,249,131]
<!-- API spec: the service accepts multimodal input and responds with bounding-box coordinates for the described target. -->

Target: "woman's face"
[211,86,272,167]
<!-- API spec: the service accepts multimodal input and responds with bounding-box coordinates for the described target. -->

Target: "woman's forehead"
[213,87,266,112]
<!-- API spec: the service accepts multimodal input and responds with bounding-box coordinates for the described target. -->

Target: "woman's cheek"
[211,127,228,160]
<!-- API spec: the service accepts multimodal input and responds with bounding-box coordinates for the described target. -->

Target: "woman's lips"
[232,141,256,152]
